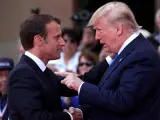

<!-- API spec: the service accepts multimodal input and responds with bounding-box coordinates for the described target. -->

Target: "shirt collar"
[118,32,139,55]
[25,51,46,72]
[106,56,112,65]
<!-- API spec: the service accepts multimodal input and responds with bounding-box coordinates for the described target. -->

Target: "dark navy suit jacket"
[8,55,77,120]
[80,34,160,120]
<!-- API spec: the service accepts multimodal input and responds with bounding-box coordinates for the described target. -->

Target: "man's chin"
[49,55,61,60]
[55,55,61,60]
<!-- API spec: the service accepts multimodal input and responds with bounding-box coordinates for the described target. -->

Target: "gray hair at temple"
[88,1,141,31]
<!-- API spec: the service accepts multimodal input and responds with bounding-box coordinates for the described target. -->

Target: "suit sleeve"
[77,60,109,116]
[8,69,71,120]
[79,51,160,113]
[59,81,78,97]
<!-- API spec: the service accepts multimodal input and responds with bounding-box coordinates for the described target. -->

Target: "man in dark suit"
[57,2,160,120]
[8,14,83,120]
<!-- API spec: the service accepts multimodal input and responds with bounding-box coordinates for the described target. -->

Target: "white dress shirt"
[25,51,73,120]
[106,56,113,66]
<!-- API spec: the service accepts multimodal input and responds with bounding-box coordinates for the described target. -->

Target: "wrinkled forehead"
[46,21,61,32]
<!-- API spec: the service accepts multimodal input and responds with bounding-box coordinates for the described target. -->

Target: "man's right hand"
[64,107,83,120]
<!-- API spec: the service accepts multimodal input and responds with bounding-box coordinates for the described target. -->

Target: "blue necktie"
[101,53,119,83]
[110,53,118,65]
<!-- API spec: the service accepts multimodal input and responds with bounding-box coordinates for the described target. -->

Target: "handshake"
[64,107,83,120]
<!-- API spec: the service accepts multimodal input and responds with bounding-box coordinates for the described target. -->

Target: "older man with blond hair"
[57,2,160,120]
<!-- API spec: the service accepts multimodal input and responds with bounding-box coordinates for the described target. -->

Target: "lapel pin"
[119,58,123,62]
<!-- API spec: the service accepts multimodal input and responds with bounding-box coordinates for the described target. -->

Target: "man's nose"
[95,32,100,41]
[60,37,66,46]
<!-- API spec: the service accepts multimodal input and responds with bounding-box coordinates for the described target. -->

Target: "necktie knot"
[114,53,118,59]
[110,53,118,65]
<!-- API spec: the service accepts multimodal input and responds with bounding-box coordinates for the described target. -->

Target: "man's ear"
[116,23,123,36]
[33,35,44,47]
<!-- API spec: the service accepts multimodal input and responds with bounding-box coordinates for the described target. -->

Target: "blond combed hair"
[88,1,141,31]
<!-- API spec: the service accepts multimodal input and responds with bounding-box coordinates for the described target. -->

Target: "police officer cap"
[0,58,14,70]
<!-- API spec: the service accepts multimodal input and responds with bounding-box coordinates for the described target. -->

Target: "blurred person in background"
[148,9,160,49]
[0,58,14,120]
[80,26,95,46]
[77,49,98,76]
[78,26,102,55]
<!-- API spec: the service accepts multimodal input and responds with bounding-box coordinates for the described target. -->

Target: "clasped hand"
[64,107,83,120]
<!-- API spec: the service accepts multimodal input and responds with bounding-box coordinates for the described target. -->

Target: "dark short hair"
[20,14,61,50]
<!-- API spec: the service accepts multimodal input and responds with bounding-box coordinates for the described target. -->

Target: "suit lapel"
[99,34,145,88]
[20,55,60,91]
[20,55,47,82]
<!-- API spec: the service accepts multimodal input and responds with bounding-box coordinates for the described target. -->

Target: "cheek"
[78,66,83,71]
[79,66,86,73]
[101,31,110,40]
[51,42,58,50]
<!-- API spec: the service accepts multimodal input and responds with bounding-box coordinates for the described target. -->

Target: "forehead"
[0,70,9,74]
[80,56,87,61]
[93,17,105,29]
[46,21,61,33]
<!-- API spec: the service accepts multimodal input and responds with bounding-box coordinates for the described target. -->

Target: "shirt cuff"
[78,82,84,94]
[66,112,73,120]
[106,56,113,65]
